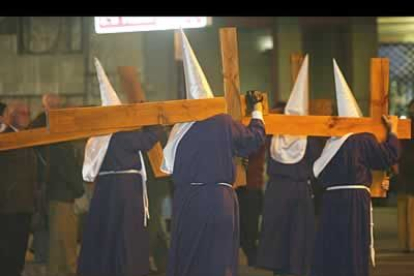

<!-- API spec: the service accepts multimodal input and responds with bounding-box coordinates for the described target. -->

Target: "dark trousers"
[236,186,263,267]
[0,213,32,276]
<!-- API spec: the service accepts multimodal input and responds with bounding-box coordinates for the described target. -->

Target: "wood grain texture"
[0,94,272,152]
[370,58,390,121]
[370,58,390,198]
[242,114,411,138]
[219,27,245,188]
[4,115,409,152]
[0,126,138,151]
[48,98,226,133]
[220,28,243,120]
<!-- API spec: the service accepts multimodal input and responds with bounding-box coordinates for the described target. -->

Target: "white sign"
[95,17,212,34]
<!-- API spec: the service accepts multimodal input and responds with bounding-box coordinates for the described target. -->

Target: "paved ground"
[22,207,414,276]
[370,252,414,276]
[236,252,414,276]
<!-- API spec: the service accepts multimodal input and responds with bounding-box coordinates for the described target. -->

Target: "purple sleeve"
[231,118,266,158]
[361,133,401,170]
[113,125,163,152]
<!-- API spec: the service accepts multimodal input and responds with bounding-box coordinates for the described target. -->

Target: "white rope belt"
[99,169,141,176]
[326,184,375,267]
[326,185,370,192]
[190,182,233,188]
[98,169,150,227]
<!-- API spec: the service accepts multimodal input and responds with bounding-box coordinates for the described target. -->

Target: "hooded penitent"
[161,30,214,174]
[83,58,149,225]
[313,59,363,178]
[270,55,309,164]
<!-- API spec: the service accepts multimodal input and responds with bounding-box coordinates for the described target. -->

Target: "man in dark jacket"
[47,140,84,276]
[31,94,84,276]
[0,102,38,276]
[43,94,85,276]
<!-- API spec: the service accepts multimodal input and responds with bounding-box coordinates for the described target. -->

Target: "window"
[379,43,414,116]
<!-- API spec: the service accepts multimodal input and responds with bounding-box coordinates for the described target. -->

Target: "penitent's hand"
[381,177,390,191]
[246,90,264,105]
[245,90,264,115]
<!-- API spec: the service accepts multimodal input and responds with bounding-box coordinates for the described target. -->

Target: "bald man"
[30,93,61,128]
[42,93,61,110]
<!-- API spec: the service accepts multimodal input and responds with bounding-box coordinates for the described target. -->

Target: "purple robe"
[77,127,162,276]
[166,114,265,276]
[311,132,400,276]
[257,137,323,276]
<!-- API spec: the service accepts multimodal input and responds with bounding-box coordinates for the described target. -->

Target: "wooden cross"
[0,28,410,186]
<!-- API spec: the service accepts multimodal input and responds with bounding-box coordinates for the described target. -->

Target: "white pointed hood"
[82,58,123,182]
[181,29,214,100]
[95,58,122,106]
[161,30,214,174]
[333,59,363,118]
[270,55,309,164]
[313,59,363,178]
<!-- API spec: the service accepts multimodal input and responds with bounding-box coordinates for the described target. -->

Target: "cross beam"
[47,98,226,133]
[0,125,139,152]
[46,95,269,134]
[0,95,268,152]
[245,114,407,137]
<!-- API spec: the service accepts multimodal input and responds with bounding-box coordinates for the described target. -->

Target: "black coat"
[46,142,84,202]
[30,112,84,202]
[0,127,37,213]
